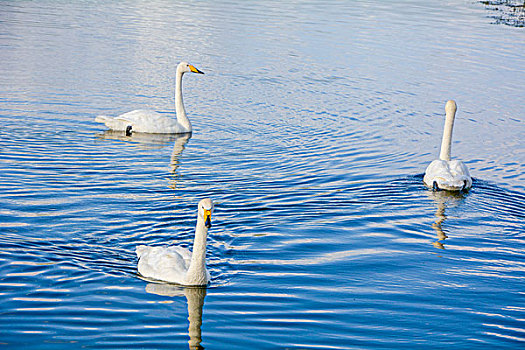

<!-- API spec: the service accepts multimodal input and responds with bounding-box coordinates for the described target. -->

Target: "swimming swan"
[423,100,472,191]
[136,198,213,285]
[95,61,204,134]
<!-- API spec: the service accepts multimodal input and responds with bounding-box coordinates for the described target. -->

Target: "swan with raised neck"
[136,198,214,286]
[423,100,472,191]
[95,61,204,134]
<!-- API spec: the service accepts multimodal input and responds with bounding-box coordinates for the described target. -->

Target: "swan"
[136,198,213,285]
[95,61,204,134]
[423,100,472,191]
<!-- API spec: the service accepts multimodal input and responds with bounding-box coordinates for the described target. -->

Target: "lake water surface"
[0,1,524,349]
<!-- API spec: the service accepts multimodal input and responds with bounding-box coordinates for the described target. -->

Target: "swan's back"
[424,159,471,191]
[136,245,192,284]
[96,110,189,134]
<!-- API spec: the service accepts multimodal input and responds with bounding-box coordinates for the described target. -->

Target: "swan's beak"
[203,209,212,228]
[189,65,204,74]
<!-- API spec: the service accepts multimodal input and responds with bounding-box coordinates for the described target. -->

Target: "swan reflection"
[426,190,466,249]
[96,130,191,188]
[168,133,192,189]
[169,133,192,172]
[145,283,207,349]
[96,129,191,150]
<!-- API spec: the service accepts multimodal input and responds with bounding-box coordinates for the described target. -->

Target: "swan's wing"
[115,109,161,123]
[136,245,191,283]
[449,160,470,177]
[449,160,472,188]
[94,114,129,131]
[95,110,172,132]
[118,110,187,133]
[166,245,192,268]
[96,109,188,133]
[424,160,447,186]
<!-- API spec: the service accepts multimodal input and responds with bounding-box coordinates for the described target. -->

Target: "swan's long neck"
[175,71,192,131]
[186,216,208,283]
[439,101,456,161]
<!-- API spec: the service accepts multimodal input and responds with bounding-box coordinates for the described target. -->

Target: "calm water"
[1,1,524,349]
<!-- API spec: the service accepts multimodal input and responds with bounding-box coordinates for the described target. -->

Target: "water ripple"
[1,1,524,349]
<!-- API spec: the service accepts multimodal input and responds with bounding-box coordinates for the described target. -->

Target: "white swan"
[423,100,472,191]
[136,198,213,285]
[95,61,204,134]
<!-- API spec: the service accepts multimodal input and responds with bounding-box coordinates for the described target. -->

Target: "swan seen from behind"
[423,100,472,191]
[136,198,213,286]
[95,61,204,134]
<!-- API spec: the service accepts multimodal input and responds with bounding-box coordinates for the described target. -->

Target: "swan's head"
[177,61,204,75]
[445,100,457,115]
[198,198,213,229]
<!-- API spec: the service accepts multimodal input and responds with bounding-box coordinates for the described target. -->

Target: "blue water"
[1,1,524,349]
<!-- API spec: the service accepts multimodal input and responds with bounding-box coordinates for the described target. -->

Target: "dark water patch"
[480,0,525,27]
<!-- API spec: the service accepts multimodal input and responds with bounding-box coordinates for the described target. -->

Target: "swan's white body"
[136,198,213,285]
[423,100,472,191]
[95,62,203,134]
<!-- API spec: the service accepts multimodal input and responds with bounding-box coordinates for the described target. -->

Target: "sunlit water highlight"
[0,1,524,349]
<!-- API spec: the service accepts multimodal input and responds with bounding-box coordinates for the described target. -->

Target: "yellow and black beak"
[203,209,212,228]
[189,64,204,74]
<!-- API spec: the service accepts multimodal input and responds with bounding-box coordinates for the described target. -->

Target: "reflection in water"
[426,190,467,249]
[145,283,207,349]
[96,130,191,188]
[168,133,192,189]
[185,287,207,350]
[169,133,192,173]
[96,129,191,150]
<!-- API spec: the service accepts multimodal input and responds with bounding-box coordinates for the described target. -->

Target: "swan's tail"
[95,115,128,131]
[136,245,148,259]
[95,115,112,124]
